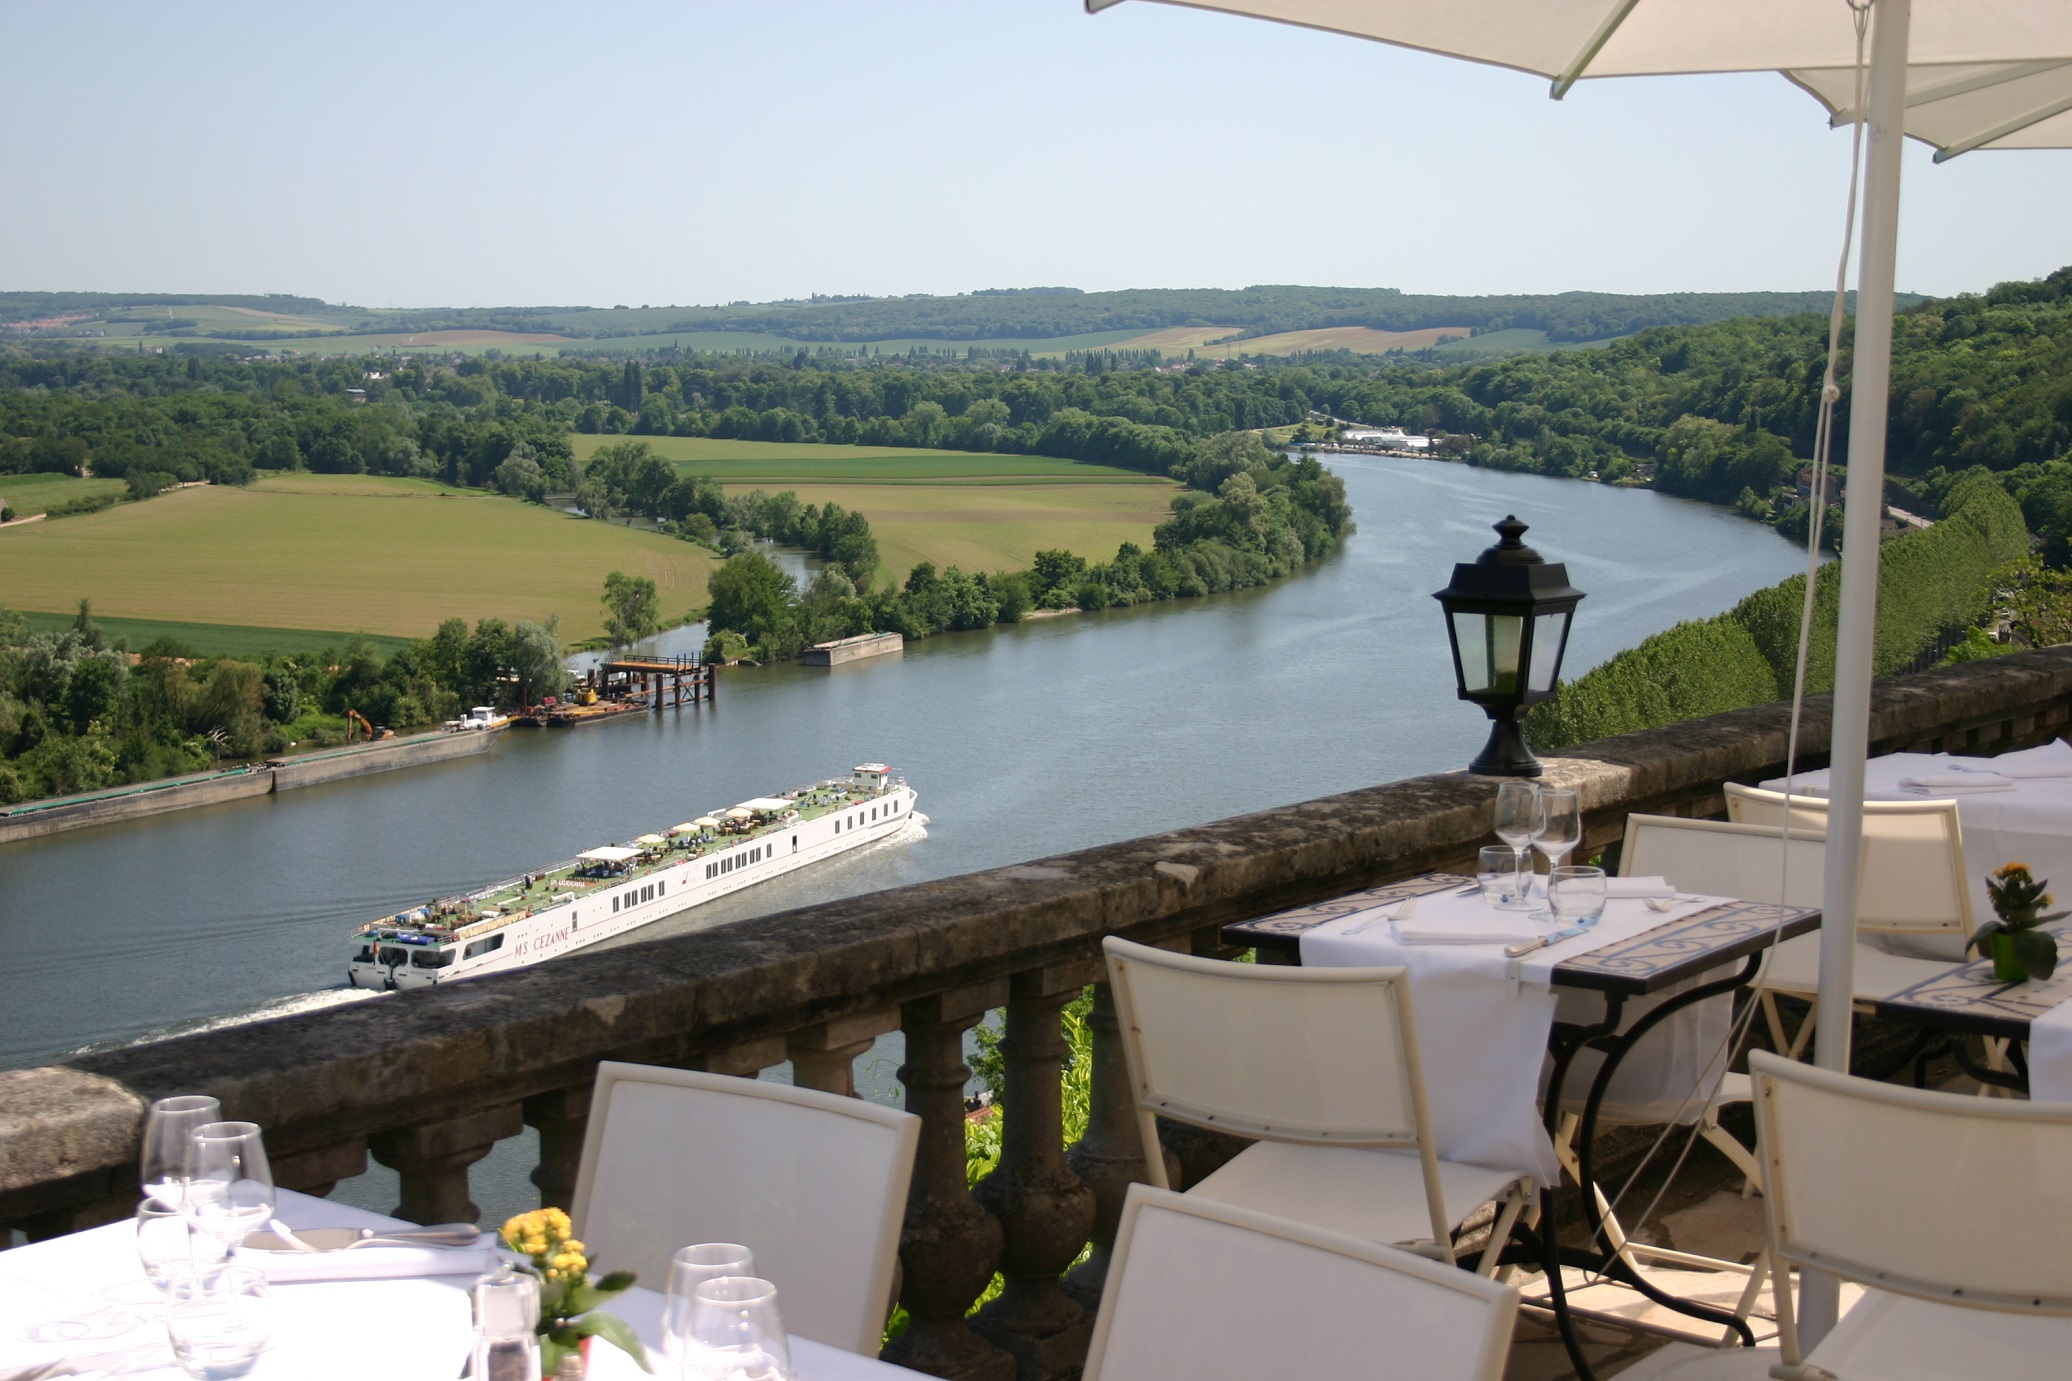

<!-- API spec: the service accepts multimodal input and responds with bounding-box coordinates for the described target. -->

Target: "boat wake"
[80,986,387,1058]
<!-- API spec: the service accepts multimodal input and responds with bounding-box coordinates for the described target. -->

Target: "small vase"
[542,1336,591,1381]
[1991,931,2030,983]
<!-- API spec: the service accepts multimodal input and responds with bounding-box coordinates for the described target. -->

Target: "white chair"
[1102,936,1533,1273]
[1753,1050,2072,1379]
[1724,785,1976,1058]
[569,1061,920,1353]
[1084,1185,1519,1381]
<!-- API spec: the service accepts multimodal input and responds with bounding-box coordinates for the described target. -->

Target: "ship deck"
[358,777,899,940]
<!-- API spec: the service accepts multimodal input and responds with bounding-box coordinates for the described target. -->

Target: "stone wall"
[3,646,2067,1378]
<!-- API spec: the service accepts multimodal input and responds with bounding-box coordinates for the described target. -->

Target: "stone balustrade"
[4,647,2069,1379]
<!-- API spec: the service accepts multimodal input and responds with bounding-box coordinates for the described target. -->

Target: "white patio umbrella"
[1089,0,2072,1342]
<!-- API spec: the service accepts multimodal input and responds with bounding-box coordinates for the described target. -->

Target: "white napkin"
[1965,740,2072,779]
[2029,993,2072,1107]
[1605,876,1674,899]
[1899,772,2016,793]
[1395,916,1546,945]
[250,1243,498,1283]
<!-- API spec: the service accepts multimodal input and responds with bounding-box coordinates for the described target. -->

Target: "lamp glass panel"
[1527,610,1570,693]
[1453,611,1522,696]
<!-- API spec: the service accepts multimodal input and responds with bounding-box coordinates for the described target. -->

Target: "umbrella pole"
[1803,0,1911,1348]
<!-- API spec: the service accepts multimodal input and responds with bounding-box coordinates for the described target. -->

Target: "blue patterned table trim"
[1222,874,1820,995]
[1874,925,2072,1041]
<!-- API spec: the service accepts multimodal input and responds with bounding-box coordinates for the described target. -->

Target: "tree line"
[0,606,565,806]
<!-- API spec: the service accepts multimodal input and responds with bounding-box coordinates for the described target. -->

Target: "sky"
[3,0,2067,309]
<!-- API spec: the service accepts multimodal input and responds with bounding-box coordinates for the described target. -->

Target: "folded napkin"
[1966,740,2072,780]
[1605,876,1674,899]
[251,1243,498,1283]
[1394,916,1547,946]
[1899,772,2016,793]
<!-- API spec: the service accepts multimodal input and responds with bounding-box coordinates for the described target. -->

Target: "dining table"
[1222,870,1820,1377]
[0,1188,927,1381]
[1871,922,2072,1099]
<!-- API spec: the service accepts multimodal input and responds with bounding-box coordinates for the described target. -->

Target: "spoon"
[258,1220,482,1252]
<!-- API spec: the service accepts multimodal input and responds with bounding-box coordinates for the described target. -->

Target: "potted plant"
[500,1208,648,1378]
[1970,862,2067,983]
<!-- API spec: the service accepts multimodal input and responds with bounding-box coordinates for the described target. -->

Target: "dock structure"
[800,632,903,667]
[597,653,717,711]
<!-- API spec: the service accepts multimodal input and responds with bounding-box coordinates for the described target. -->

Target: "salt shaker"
[472,1265,541,1381]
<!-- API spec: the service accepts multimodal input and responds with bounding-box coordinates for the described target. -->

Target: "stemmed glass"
[141,1096,221,1210]
[688,1277,792,1381]
[1492,782,1538,888]
[184,1123,276,1251]
[1530,788,1582,874]
[664,1244,756,1370]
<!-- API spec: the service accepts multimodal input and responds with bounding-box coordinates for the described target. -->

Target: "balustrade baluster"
[789,1010,898,1097]
[369,1104,523,1225]
[971,968,1097,1381]
[883,987,1013,1381]
[524,1087,591,1212]
[271,1140,368,1201]
[1061,981,1166,1312]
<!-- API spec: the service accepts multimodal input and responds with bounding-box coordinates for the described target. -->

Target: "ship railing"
[7,647,2072,1381]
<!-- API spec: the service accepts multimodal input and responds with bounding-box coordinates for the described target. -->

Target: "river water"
[0,456,1809,1218]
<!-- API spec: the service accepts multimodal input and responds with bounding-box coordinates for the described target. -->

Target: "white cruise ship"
[345,764,920,989]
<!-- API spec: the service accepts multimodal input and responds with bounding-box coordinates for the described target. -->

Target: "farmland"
[0,472,127,517]
[571,435,1178,577]
[0,474,715,641]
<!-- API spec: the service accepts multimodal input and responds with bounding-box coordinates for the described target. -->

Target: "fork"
[1345,895,1421,937]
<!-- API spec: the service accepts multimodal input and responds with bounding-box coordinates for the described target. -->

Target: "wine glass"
[665,1244,756,1368]
[1493,781,1538,883]
[1548,866,1608,932]
[141,1096,221,1209]
[1530,788,1582,874]
[184,1122,275,1249]
[136,1200,231,1295]
[688,1277,792,1381]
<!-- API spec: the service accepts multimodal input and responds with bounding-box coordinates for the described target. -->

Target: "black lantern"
[1432,516,1585,777]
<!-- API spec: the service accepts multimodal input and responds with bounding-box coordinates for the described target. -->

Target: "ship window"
[379,947,409,967]
[646,884,654,901]
[463,933,505,960]
[353,945,374,964]
[613,895,620,913]
[793,836,798,851]
[412,948,456,968]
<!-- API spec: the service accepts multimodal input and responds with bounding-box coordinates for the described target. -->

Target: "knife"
[1505,922,1589,958]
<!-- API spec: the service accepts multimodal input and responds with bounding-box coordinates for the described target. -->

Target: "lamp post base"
[1469,717,1541,777]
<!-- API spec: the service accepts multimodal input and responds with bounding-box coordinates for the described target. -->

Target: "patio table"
[0,1187,924,1381]
[1872,924,2072,1099]
[1223,872,1819,1368]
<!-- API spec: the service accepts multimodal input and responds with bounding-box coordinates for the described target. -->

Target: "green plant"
[1970,862,2068,982]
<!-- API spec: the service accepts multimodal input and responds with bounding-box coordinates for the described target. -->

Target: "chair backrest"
[1621,813,1828,908]
[1750,1051,2072,1331]
[1722,785,1972,938]
[1084,1185,1519,1381]
[569,1061,919,1353]
[1103,936,1432,1149]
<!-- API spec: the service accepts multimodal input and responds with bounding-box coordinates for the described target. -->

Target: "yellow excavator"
[344,709,393,743]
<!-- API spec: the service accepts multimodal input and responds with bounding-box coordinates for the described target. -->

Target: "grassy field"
[14,611,414,658]
[572,436,1177,577]
[1183,325,1477,358]
[0,472,128,517]
[0,474,716,641]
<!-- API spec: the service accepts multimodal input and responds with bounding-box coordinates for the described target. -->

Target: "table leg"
[1534,994,1627,1381]
[1570,957,1764,1347]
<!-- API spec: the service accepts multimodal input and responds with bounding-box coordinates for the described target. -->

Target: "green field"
[14,611,413,658]
[572,436,1177,577]
[0,472,128,517]
[81,324,1169,360]
[0,474,716,641]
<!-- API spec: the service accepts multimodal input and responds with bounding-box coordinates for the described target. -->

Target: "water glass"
[1531,788,1582,871]
[164,1266,269,1380]
[1476,845,1527,909]
[688,1276,792,1381]
[141,1096,222,1209]
[137,1200,233,1294]
[1548,866,1608,931]
[664,1244,757,1366]
[185,1123,275,1248]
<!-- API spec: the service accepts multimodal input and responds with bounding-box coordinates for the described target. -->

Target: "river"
[0,456,1811,1219]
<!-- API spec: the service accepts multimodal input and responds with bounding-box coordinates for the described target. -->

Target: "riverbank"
[0,727,504,845]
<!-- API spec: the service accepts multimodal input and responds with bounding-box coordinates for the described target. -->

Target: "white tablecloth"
[1762,743,2072,930]
[0,1189,922,1381]
[1299,886,1733,1185]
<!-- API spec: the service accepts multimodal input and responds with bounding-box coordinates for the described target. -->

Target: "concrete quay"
[0,726,504,845]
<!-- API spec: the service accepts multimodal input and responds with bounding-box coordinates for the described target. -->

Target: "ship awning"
[634,834,668,847]
[735,797,793,813]
[668,822,701,836]
[691,817,721,829]
[577,846,641,863]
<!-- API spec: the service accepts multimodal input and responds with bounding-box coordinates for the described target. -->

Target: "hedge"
[1528,470,2030,749]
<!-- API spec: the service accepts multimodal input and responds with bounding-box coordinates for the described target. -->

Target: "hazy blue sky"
[4,0,2066,307]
